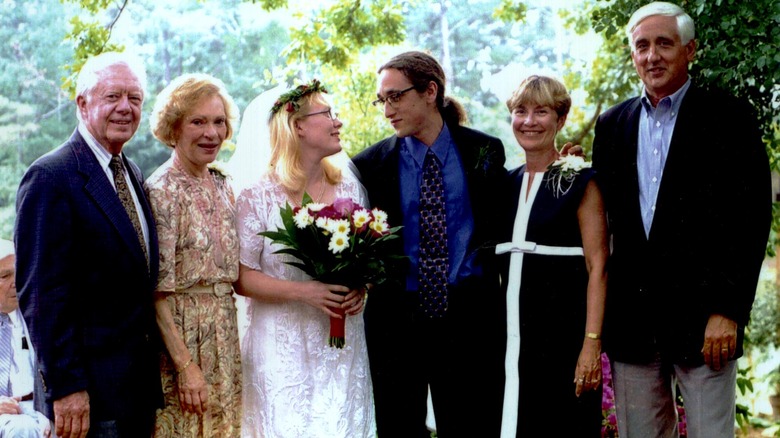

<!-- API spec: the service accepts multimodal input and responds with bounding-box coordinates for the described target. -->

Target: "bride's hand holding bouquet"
[294,280,365,318]
[261,194,406,348]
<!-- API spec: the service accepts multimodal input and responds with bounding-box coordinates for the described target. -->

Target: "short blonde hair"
[506,75,571,118]
[150,73,239,148]
[268,91,341,193]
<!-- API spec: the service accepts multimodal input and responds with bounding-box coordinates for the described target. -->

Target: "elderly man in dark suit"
[15,51,161,438]
[592,2,771,437]
[353,51,506,438]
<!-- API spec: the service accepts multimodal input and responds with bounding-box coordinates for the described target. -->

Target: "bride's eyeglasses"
[302,108,339,121]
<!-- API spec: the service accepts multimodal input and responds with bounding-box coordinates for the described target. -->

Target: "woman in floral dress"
[498,75,608,437]
[145,73,242,437]
[233,81,375,438]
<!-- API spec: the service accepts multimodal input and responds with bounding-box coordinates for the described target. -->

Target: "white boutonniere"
[545,155,591,198]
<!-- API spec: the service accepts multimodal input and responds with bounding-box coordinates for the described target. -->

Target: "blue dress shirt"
[399,124,476,291]
[637,78,691,236]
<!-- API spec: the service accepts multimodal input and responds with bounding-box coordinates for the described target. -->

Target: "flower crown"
[271,79,328,115]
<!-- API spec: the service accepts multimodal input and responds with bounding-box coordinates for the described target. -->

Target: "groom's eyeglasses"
[371,86,416,109]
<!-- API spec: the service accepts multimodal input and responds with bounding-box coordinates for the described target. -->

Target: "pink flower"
[316,205,342,220]
[332,198,356,217]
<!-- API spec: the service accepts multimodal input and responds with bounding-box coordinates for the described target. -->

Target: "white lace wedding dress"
[235,171,376,438]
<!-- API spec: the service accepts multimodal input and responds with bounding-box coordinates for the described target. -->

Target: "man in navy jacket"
[15,52,161,438]
[592,3,771,437]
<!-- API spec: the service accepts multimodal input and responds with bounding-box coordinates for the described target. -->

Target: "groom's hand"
[701,314,737,371]
[560,142,583,157]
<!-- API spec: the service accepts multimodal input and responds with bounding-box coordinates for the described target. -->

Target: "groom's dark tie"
[418,148,448,317]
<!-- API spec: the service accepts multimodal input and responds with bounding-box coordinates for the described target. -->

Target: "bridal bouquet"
[260,194,406,348]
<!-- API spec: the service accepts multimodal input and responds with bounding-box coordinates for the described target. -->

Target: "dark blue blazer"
[352,123,507,315]
[14,130,162,421]
[592,85,772,365]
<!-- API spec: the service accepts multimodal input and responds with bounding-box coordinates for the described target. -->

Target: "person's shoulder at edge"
[353,134,398,163]
[685,84,756,115]
[599,95,642,120]
[144,158,174,189]
[24,135,81,175]
[450,123,502,143]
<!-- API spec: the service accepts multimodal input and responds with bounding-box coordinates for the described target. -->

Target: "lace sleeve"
[340,164,370,209]
[235,182,268,271]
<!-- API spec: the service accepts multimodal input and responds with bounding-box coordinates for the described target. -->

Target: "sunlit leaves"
[246,0,288,8]
[283,0,405,69]
[492,0,527,22]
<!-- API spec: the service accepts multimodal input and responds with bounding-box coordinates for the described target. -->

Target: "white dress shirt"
[77,123,151,255]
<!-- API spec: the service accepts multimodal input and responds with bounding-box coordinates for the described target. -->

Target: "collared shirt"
[399,124,476,291]
[5,311,33,401]
[3,310,49,425]
[637,78,691,237]
[78,123,150,254]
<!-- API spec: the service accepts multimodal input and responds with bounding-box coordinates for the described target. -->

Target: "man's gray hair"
[75,51,148,100]
[626,1,695,49]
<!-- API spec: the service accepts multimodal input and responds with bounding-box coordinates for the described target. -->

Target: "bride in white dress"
[231,81,376,438]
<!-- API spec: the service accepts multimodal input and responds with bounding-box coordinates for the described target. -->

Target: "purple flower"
[332,197,356,217]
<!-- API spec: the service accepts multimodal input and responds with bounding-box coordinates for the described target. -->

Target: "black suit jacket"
[352,123,507,318]
[15,130,162,421]
[592,85,771,365]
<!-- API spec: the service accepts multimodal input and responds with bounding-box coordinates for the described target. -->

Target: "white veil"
[227,84,285,194]
[228,85,285,343]
[228,83,366,201]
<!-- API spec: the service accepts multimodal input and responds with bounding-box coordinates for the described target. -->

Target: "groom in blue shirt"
[353,51,507,438]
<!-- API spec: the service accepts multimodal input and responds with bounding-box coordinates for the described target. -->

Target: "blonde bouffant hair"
[268,91,341,193]
[506,75,571,119]
[150,73,239,148]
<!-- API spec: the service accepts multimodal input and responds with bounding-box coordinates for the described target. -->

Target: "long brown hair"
[378,51,467,126]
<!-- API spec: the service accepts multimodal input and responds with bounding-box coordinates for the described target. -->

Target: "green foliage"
[560,1,639,153]
[246,0,287,8]
[737,366,754,431]
[746,279,780,353]
[493,0,527,22]
[67,0,116,13]
[284,0,405,69]
[0,0,83,233]
[61,1,126,97]
[322,61,394,155]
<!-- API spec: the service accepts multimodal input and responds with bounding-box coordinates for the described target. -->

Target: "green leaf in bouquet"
[258,230,295,244]
[301,191,313,206]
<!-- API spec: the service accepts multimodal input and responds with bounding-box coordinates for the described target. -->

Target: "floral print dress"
[145,157,242,437]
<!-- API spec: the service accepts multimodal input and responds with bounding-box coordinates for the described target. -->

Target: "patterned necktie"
[418,148,449,317]
[0,313,12,396]
[109,155,149,267]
